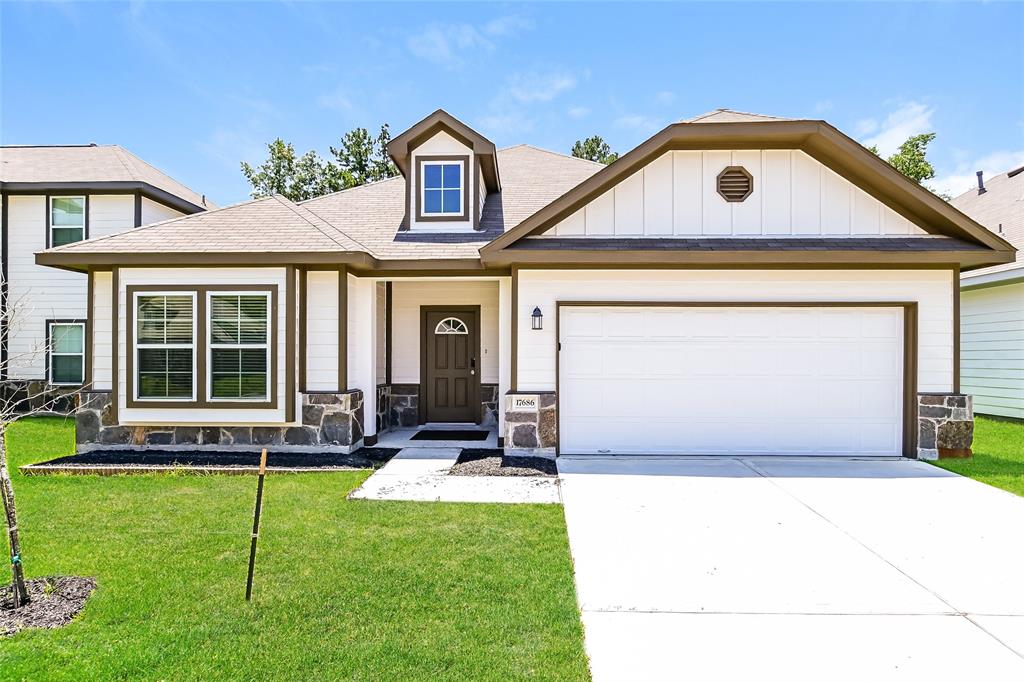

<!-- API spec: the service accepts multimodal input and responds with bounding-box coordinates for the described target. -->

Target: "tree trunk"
[0,426,29,607]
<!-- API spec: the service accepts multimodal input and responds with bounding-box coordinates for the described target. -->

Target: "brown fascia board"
[484,247,1013,271]
[387,110,500,192]
[0,181,207,214]
[479,120,1016,258]
[35,250,377,273]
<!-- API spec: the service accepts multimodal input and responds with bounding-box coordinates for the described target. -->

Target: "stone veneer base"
[917,393,974,461]
[503,391,557,458]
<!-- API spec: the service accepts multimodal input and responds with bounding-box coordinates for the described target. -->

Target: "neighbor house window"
[49,322,84,385]
[421,160,463,216]
[50,196,86,247]
[208,293,270,400]
[135,294,195,400]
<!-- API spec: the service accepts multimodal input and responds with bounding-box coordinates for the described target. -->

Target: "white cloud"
[317,86,354,112]
[861,101,934,157]
[568,106,590,120]
[406,15,531,68]
[477,111,535,137]
[615,114,662,136]
[654,90,676,106]
[814,100,833,115]
[505,71,577,103]
[932,149,1024,199]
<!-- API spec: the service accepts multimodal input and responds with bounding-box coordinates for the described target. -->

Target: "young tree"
[240,139,348,202]
[571,135,619,164]
[329,124,398,186]
[868,133,945,198]
[1,283,87,608]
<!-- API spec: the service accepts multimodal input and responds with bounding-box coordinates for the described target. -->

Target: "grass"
[933,416,1024,496]
[0,417,589,681]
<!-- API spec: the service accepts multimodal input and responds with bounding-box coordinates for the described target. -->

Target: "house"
[952,167,1024,420]
[1,144,211,405]
[36,109,1014,459]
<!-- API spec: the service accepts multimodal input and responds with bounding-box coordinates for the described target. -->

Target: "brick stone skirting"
[503,392,556,459]
[379,383,498,431]
[388,384,420,428]
[75,390,366,453]
[918,393,974,461]
[376,384,391,433]
[0,380,78,414]
[480,384,499,426]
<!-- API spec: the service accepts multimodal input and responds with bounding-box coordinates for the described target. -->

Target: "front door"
[422,307,480,423]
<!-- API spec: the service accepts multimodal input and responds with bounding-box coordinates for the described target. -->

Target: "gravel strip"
[449,449,557,477]
[1,576,96,637]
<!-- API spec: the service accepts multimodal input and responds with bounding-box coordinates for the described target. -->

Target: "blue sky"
[3,1,1022,206]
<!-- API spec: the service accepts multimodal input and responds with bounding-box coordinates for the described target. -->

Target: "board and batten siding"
[390,280,499,385]
[542,150,929,238]
[305,270,340,391]
[117,267,289,425]
[960,282,1024,419]
[5,194,137,380]
[91,271,114,390]
[516,269,954,393]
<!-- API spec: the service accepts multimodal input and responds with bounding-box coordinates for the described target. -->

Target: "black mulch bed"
[410,430,489,441]
[1,576,96,637]
[32,448,400,471]
[448,449,557,477]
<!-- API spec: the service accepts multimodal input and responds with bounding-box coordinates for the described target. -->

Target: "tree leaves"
[571,135,619,165]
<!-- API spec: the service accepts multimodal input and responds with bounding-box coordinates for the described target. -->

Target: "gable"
[541,150,929,238]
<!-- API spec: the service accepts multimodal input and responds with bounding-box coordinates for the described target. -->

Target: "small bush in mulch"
[1,576,96,637]
[31,447,400,471]
[448,449,557,477]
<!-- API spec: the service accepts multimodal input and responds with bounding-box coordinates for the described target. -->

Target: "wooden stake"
[245,448,268,602]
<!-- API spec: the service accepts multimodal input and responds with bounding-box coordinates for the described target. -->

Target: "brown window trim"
[125,284,279,410]
[45,318,87,387]
[553,300,919,459]
[414,155,471,223]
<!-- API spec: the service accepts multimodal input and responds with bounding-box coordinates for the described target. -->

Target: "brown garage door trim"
[554,301,919,458]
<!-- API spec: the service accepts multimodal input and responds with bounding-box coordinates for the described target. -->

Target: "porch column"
[498,276,512,441]
[349,275,378,441]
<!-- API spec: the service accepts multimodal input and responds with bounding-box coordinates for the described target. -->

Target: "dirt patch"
[28,447,399,472]
[1,576,96,637]
[449,449,557,477]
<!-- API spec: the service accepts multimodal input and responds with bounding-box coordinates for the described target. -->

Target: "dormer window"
[418,156,467,221]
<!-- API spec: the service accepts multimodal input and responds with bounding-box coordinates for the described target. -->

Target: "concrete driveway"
[557,457,1024,682]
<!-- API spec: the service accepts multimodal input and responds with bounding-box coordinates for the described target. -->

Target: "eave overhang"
[0,181,207,214]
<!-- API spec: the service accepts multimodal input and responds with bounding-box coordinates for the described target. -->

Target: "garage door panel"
[559,305,903,456]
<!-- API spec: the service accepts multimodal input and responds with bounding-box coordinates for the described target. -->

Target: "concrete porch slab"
[374,426,499,450]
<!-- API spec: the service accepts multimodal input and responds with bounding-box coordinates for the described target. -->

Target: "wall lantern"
[531,307,543,331]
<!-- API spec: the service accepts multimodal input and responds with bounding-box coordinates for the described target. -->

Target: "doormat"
[410,430,489,441]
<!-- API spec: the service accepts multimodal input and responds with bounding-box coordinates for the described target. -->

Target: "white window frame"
[49,195,86,247]
[419,159,465,217]
[206,291,272,403]
[48,321,85,386]
[132,291,197,402]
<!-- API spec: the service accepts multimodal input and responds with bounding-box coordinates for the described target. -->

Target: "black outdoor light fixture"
[531,306,543,330]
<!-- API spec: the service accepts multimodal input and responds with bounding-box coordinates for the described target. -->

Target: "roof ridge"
[500,143,607,168]
[109,145,138,180]
[272,195,376,255]
[114,145,209,208]
[45,195,276,253]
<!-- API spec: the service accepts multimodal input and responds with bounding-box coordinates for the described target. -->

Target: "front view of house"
[36,109,1015,460]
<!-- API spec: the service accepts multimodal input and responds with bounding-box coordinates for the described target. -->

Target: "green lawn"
[0,417,589,681]
[933,416,1024,496]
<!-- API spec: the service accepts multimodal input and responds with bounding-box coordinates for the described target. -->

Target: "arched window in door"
[434,317,468,335]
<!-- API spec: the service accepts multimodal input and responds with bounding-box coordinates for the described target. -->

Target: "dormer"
[388,109,501,232]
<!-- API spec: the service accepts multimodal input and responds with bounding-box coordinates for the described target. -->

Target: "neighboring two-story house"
[37,110,1014,459]
[1,144,210,403]
[953,167,1024,419]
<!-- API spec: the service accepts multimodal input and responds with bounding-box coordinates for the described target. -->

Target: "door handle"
[470,357,476,375]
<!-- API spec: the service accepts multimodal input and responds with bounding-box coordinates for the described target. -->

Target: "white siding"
[305,271,339,391]
[544,150,928,238]
[118,267,288,425]
[91,271,113,390]
[390,280,499,384]
[376,282,387,381]
[6,194,137,380]
[961,282,1024,419]
[141,197,184,225]
[408,131,477,232]
[516,269,954,393]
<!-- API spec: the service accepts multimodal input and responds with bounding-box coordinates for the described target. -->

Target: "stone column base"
[917,393,974,461]
[503,392,557,459]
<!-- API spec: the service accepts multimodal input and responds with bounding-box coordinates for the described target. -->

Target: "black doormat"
[410,430,489,441]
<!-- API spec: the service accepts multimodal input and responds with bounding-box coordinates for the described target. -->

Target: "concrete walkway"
[348,447,560,503]
[558,456,1024,682]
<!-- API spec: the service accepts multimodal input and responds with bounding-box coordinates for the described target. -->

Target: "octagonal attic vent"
[716,166,754,202]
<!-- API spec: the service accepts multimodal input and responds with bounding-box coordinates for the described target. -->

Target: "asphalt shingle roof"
[950,167,1024,277]
[1,144,211,209]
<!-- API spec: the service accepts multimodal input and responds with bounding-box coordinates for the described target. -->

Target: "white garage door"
[559,305,904,456]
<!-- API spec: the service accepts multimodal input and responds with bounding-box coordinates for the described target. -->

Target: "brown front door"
[421,307,480,424]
